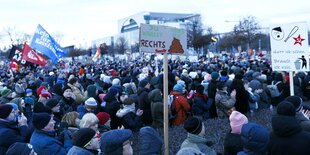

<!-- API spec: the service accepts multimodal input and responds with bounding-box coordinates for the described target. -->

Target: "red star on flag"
[293,34,305,46]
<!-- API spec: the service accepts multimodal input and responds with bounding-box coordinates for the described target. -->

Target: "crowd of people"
[0,54,310,155]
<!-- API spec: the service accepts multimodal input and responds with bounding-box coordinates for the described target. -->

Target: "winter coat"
[207,79,218,118]
[30,129,72,155]
[116,104,142,131]
[224,132,243,155]
[215,90,236,118]
[149,89,164,128]
[268,115,310,155]
[230,79,249,114]
[138,87,152,125]
[0,120,27,154]
[180,133,216,155]
[170,91,191,126]
[104,91,121,129]
[67,146,97,155]
[269,80,286,107]
[192,93,211,119]
[67,83,85,105]
[59,97,74,114]
[139,126,163,155]
[296,112,310,132]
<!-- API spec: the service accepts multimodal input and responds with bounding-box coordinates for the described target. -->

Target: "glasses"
[84,134,98,148]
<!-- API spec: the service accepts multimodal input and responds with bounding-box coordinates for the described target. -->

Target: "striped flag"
[92,48,101,62]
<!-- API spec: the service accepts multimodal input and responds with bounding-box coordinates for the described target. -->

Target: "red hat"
[37,86,45,95]
[41,90,52,98]
[96,112,110,125]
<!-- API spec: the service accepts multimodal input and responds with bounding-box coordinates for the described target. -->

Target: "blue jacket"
[139,126,163,155]
[67,146,96,155]
[0,120,27,154]
[30,129,72,155]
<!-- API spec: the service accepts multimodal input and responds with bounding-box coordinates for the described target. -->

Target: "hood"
[87,85,97,98]
[116,104,136,117]
[271,115,302,137]
[137,87,149,95]
[241,123,269,154]
[148,89,162,102]
[103,91,117,102]
[139,126,163,155]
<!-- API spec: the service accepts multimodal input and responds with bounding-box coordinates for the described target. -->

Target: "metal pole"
[289,71,294,96]
[163,52,169,155]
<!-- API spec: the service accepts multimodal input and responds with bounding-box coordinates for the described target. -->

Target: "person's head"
[112,78,121,86]
[211,71,219,80]
[25,88,33,96]
[285,96,303,112]
[108,87,119,98]
[100,129,133,155]
[84,97,97,112]
[139,79,150,89]
[229,111,248,134]
[217,81,228,91]
[184,117,205,136]
[276,101,296,116]
[6,142,37,155]
[96,112,111,127]
[61,111,80,127]
[123,97,135,106]
[173,84,184,93]
[62,85,72,98]
[45,98,60,113]
[68,77,78,86]
[72,128,100,150]
[139,126,163,155]
[80,113,99,131]
[0,104,15,122]
[32,113,55,132]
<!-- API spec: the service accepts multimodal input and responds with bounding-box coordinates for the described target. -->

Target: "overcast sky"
[0,0,310,47]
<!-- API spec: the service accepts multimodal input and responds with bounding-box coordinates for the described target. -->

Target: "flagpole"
[163,51,169,155]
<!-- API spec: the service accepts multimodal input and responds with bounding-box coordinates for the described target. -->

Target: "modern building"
[92,12,199,53]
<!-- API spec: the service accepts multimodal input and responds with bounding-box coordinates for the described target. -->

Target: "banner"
[30,24,65,64]
[92,47,101,62]
[22,43,47,66]
[8,46,26,65]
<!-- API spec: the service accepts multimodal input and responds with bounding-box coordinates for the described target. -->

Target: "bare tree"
[115,36,128,55]
[3,26,30,45]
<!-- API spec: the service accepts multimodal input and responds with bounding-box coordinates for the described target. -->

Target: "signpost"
[270,22,309,95]
[139,23,187,155]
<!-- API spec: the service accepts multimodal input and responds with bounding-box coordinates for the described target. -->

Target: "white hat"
[85,97,97,107]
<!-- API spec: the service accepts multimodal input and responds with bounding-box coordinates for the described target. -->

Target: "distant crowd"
[0,55,310,155]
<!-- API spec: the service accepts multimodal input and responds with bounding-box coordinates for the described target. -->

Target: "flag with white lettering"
[22,43,47,66]
[8,45,27,65]
[30,24,65,64]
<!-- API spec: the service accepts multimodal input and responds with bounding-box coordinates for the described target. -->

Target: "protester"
[207,71,219,118]
[100,129,133,155]
[77,97,98,118]
[96,112,111,133]
[104,87,122,129]
[137,79,152,125]
[6,142,37,155]
[139,126,163,155]
[170,84,191,125]
[192,84,211,119]
[215,81,236,118]
[148,88,164,128]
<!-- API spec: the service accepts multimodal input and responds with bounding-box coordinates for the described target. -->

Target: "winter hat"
[112,78,121,86]
[139,79,149,88]
[196,84,205,94]
[139,126,163,155]
[45,98,59,109]
[229,111,248,134]
[72,128,96,148]
[285,96,303,112]
[25,89,32,94]
[15,84,25,94]
[189,72,198,79]
[276,101,296,116]
[86,73,92,80]
[177,80,185,87]
[32,112,51,130]
[85,97,97,109]
[36,86,45,95]
[0,104,13,119]
[184,117,203,135]
[211,71,219,80]
[6,142,33,155]
[100,129,133,154]
[252,72,262,79]
[96,112,110,125]
[108,87,119,96]
[1,88,12,98]
[33,102,52,114]
[24,97,34,105]
[40,90,52,98]
[173,84,183,92]
[62,85,71,93]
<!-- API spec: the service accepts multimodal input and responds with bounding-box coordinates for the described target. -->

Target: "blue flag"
[30,24,65,64]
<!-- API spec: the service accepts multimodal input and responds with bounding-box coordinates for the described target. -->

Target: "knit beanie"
[85,97,97,109]
[25,89,32,95]
[36,86,45,96]
[24,97,34,105]
[184,117,203,135]
[173,84,183,93]
[0,104,13,119]
[276,101,296,116]
[46,98,59,109]
[285,96,303,112]
[15,84,25,94]
[139,79,149,88]
[112,78,121,86]
[62,85,72,93]
[33,102,52,114]
[96,112,110,125]
[6,142,33,155]
[1,88,12,98]
[108,87,119,96]
[229,111,248,134]
[100,129,132,154]
[72,128,96,148]
[211,71,219,80]
[32,113,51,130]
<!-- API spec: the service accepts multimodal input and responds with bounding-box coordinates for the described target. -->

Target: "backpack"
[267,81,282,98]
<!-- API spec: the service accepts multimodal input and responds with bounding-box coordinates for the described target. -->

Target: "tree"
[115,36,128,55]
[232,16,261,48]
[3,26,31,45]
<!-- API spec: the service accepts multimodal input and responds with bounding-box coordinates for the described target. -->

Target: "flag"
[248,48,253,56]
[30,24,65,64]
[8,45,18,60]
[8,45,26,65]
[92,47,101,62]
[21,43,47,66]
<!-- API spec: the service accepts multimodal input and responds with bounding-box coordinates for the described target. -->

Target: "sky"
[0,0,310,48]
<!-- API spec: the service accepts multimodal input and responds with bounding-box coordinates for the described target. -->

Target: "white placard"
[270,22,309,71]
[140,23,187,54]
